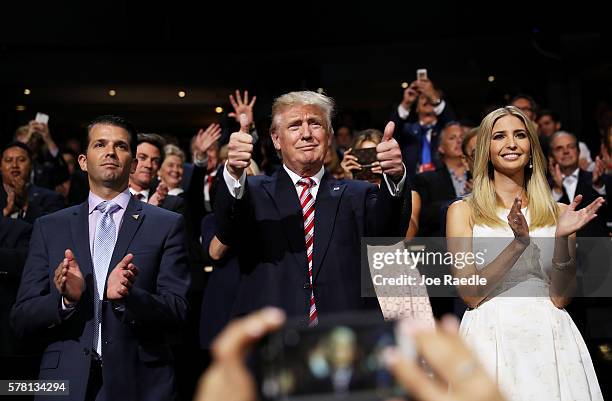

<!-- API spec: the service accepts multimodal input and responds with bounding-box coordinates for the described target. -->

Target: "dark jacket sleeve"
[0,217,32,279]
[365,178,412,238]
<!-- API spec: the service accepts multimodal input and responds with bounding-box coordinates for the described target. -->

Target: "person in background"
[14,120,70,190]
[391,75,456,178]
[158,144,186,196]
[1,142,65,223]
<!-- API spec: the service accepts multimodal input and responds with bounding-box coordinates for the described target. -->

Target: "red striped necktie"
[297,177,318,326]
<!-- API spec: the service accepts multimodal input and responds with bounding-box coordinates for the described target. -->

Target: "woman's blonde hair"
[352,128,383,149]
[467,106,558,229]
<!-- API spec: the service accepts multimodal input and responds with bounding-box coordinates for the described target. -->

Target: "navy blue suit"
[214,168,411,323]
[0,184,65,224]
[11,197,190,401]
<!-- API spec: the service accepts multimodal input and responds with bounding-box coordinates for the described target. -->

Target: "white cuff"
[382,163,407,197]
[397,104,410,120]
[593,184,606,196]
[433,100,446,116]
[223,162,246,199]
[193,153,208,168]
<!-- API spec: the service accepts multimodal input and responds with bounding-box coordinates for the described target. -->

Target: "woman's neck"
[492,170,527,209]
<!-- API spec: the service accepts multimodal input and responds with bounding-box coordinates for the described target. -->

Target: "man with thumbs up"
[216,91,411,324]
[11,115,190,401]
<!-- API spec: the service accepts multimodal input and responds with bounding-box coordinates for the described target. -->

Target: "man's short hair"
[137,133,167,162]
[439,121,462,141]
[511,94,537,113]
[2,141,33,161]
[270,91,335,135]
[86,115,138,157]
[550,130,579,147]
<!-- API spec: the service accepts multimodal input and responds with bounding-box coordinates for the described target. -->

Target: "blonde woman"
[447,106,603,400]
[158,144,186,196]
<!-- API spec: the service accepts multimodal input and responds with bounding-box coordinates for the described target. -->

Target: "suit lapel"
[312,174,345,281]
[70,201,94,278]
[106,198,144,280]
[262,169,307,270]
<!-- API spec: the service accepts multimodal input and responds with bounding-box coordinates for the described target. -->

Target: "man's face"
[536,115,559,137]
[1,146,31,184]
[79,124,135,190]
[550,134,579,170]
[271,104,331,175]
[438,125,463,159]
[511,98,535,121]
[206,146,219,172]
[131,142,161,190]
[416,95,434,116]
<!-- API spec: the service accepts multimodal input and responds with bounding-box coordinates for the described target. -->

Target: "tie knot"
[96,201,120,215]
[134,193,145,201]
[298,177,315,189]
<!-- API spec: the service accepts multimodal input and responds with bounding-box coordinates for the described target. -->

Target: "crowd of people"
[1,79,611,401]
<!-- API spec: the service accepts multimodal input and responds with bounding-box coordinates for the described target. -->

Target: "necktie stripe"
[297,178,318,326]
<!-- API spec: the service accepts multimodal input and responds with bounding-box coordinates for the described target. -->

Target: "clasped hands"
[54,249,139,305]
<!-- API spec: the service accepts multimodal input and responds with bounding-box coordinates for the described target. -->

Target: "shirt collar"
[563,168,580,179]
[129,187,150,198]
[283,164,325,188]
[88,188,131,214]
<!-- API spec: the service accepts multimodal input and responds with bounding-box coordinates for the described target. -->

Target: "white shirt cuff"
[433,100,446,116]
[397,104,410,120]
[49,147,59,158]
[223,162,246,199]
[193,153,208,168]
[593,184,606,196]
[382,164,406,197]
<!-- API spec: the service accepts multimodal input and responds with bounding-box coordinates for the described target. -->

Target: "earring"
[528,155,533,169]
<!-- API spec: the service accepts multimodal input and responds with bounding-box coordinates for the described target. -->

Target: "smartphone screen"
[253,312,406,401]
[35,112,49,124]
[351,148,379,182]
[416,68,428,81]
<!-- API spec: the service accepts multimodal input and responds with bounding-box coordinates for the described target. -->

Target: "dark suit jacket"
[390,103,456,180]
[0,183,65,224]
[0,217,32,355]
[11,198,190,401]
[414,167,459,237]
[214,167,411,323]
[550,170,610,237]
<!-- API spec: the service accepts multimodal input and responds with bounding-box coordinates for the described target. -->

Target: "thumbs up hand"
[226,114,254,180]
[376,121,404,182]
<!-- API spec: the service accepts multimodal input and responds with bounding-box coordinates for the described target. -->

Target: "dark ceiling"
[1,1,610,147]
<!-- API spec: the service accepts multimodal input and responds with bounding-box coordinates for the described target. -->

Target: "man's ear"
[77,154,88,172]
[271,130,282,151]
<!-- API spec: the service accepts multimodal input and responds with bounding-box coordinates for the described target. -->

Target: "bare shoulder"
[447,199,473,237]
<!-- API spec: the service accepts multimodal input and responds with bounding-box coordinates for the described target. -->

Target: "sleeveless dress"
[460,207,603,401]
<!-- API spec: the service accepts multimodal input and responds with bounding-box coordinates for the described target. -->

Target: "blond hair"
[270,91,335,135]
[466,106,558,229]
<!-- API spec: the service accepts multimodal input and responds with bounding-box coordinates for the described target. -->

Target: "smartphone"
[35,112,49,124]
[351,147,379,182]
[416,68,428,81]
[253,312,411,401]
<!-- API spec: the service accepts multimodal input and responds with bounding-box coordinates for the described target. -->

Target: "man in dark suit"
[390,77,456,179]
[215,91,410,324]
[414,122,469,237]
[1,142,65,223]
[11,115,190,401]
[129,133,185,214]
[549,131,609,237]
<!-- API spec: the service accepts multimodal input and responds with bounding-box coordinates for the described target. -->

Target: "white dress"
[460,208,603,401]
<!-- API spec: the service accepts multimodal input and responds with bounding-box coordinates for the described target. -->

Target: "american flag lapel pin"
[132,214,139,220]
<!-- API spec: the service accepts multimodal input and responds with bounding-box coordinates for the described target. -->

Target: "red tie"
[298,178,318,326]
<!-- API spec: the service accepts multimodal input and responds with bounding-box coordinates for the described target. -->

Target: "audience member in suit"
[14,121,70,190]
[215,91,410,324]
[11,115,190,401]
[390,77,456,179]
[548,131,609,237]
[1,141,65,224]
[129,133,185,214]
[414,122,469,238]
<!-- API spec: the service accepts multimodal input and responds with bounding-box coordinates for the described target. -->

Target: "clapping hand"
[507,196,529,245]
[555,194,604,238]
[54,249,85,304]
[106,253,139,300]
